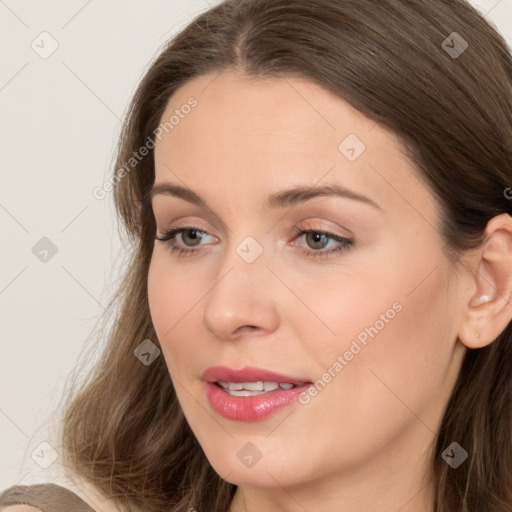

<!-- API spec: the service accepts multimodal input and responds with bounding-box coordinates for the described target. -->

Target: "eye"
[154,224,354,259]
[291,224,354,259]
[155,227,213,256]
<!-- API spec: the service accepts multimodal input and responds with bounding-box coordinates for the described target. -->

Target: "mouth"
[202,366,313,421]
[215,380,306,396]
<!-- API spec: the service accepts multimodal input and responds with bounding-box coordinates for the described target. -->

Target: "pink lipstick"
[202,366,312,421]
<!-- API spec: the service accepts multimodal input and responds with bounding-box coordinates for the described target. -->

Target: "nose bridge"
[202,231,278,340]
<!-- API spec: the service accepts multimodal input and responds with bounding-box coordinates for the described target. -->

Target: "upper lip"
[202,365,310,384]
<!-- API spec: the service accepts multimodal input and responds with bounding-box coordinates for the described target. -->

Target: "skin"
[147,70,512,512]
[2,507,43,512]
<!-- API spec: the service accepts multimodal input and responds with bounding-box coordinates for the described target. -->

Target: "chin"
[198,436,314,488]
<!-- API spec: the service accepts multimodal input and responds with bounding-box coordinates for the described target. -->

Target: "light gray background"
[1,0,511,491]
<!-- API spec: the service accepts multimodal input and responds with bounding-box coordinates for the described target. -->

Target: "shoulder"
[0,482,125,512]
[0,483,95,511]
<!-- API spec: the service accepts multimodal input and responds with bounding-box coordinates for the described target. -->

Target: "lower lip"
[205,382,311,421]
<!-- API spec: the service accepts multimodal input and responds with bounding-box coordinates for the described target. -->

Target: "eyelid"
[156,220,349,242]
[156,219,215,236]
[155,216,351,239]
[295,219,353,238]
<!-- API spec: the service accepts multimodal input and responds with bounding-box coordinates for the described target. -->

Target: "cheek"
[298,227,453,389]
[308,255,456,434]
[147,254,199,376]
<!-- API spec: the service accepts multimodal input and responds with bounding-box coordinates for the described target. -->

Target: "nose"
[202,241,280,341]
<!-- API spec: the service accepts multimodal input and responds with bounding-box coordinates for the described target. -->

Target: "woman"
[2,0,511,511]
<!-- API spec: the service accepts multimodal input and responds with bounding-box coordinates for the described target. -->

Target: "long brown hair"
[58,1,512,510]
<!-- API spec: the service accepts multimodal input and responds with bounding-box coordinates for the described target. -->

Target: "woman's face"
[148,71,468,494]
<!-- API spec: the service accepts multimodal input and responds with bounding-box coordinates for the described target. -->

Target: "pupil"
[309,232,326,249]
[185,229,201,245]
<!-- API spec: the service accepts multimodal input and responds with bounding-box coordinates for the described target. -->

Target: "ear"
[458,213,512,349]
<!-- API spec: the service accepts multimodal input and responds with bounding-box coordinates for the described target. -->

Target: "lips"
[202,365,309,385]
[202,366,313,421]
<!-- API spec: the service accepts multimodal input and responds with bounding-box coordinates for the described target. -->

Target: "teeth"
[228,389,266,397]
[216,381,301,395]
[244,381,265,391]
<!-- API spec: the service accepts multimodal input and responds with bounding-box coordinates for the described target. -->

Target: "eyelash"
[154,223,354,260]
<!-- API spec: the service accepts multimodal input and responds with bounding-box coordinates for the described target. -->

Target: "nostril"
[239,325,257,332]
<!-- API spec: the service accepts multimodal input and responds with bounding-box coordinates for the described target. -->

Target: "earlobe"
[458,213,512,349]
[468,294,491,308]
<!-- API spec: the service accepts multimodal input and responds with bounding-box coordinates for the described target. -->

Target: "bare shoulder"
[0,482,126,512]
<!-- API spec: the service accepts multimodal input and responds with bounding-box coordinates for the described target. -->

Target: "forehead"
[156,70,380,161]
[153,70,435,223]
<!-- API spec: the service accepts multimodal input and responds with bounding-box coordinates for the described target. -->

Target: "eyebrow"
[147,182,382,211]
